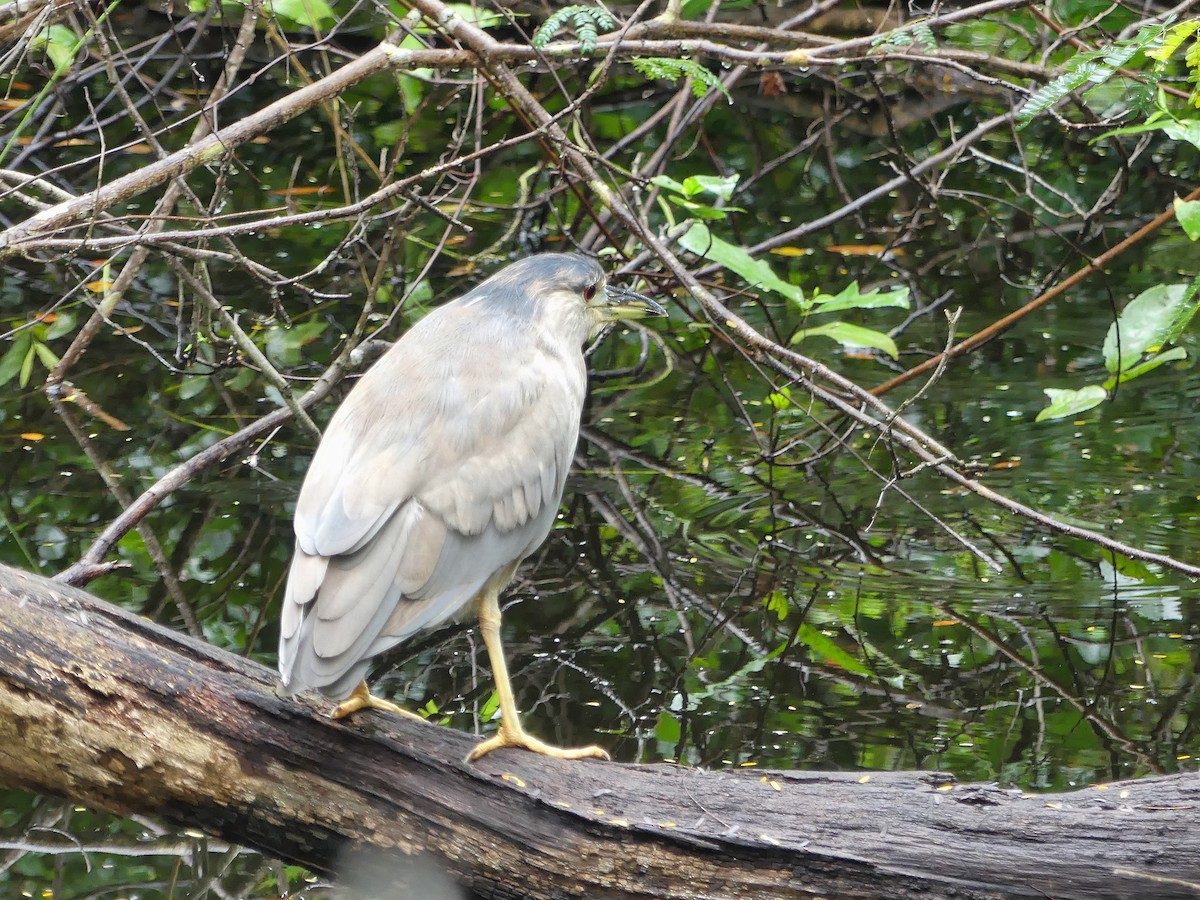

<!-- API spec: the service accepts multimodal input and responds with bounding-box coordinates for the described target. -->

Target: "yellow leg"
[467,587,610,763]
[332,680,426,723]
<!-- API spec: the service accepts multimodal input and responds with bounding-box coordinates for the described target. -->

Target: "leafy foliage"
[677,221,909,358]
[872,19,937,52]
[1101,282,1199,374]
[30,24,79,71]
[1175,197,1200,239]
[650,173,742,219]
[1037,280,1200,421]
[0,312,72,387]
[532,5,616,55]
[1147,19,1200,68]
[1037,385,1109,421]
[631,57,731,101]
[1016,23,1167,125]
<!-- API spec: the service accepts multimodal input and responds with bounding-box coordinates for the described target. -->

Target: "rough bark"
[0,562,1196,899]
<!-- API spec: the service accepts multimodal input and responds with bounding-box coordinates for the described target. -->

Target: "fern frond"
[871,19,937,52]
[1017,63,1101,124]
[912,22,937,52]
[630,57,731,101]
[1148,20,1199,63]
[1017,24,1167,126]
[533,5,616,55]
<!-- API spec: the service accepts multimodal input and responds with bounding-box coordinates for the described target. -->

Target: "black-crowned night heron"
[278,253,664,761]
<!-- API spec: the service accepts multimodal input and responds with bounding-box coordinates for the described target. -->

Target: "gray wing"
[278,303,586,698]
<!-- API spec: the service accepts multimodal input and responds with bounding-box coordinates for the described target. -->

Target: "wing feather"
[279,298,586,699]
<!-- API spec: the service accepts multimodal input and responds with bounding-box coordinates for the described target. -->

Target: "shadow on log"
[0,562,1197,899]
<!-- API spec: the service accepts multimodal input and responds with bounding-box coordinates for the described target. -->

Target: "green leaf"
[389,36,433,112]
[911,21,937,52]
[652,175,740,219]
[1106,553,1157,582]
[649,175,687,194]
[31,24,79,71]
[265,319,329,366]
[1102,346,1188,389]
[1093,111,1170,142]
[18,345,35,388]
[672,199,733,220]
[764,387,793,410]
[179,375,212,401]
[1097,114,1200,149]
[812,282,910,314]
[43,312,76,341]
[445,3,505,29]
[386,34,434,112]
[790,321,899,359]
[679,0,754,17]
[479,690,500,722]
[655,710,681,744]
[679,223,803,303]
[762,589,789,620]
[1161,120,1200,150]
[1102,283,1199,373]
[1017,63,1103,126]
[653,173,739,200]
[681,174,738,200]
[1036,385,1108,422]
[684,642,788,709]
[1175,198,1200,239]
[32,341,59,369]
[0,333,32,387]
[796,624,871,676]
[267,0,335,29]
[872,20,937,52]
[395,74,426,113]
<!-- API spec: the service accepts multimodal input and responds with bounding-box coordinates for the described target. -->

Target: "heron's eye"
[583,283,598,301]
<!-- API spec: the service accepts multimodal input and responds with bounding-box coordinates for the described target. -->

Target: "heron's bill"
[598,285,667,321]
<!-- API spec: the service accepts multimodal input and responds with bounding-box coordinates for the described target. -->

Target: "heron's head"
[486,253,665,344]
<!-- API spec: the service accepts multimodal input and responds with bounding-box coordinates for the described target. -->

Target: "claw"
[467,722,610,762]
[332,680,426,723]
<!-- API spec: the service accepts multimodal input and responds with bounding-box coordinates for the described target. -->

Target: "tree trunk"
[0,562,1195,899]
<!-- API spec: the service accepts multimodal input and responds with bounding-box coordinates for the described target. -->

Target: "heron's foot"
[332,680,425,723]
[467,722,610,763]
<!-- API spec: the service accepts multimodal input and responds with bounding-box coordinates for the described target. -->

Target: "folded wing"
[279,301,586,699]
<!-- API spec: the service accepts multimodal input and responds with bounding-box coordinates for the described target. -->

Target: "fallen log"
[0,562,1195,899]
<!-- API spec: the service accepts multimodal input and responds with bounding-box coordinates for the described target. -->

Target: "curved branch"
[0,42,411,257]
